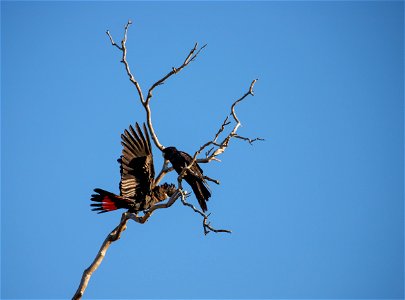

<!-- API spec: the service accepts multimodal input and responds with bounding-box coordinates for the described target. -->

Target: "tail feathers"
[189,179,211,212]
[199,180,211,200]
[91,188,132,214]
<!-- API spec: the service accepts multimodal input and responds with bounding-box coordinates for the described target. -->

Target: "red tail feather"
[101,196,117,211]
[90,189,124,214]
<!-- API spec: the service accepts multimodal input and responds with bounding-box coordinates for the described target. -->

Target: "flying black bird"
[91,123,177,214]
[162,147,211,212]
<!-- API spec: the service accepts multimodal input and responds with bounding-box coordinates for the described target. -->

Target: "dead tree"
[72,20,263,300]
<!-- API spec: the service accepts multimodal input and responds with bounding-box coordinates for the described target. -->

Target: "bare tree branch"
[106,30,122,51]
[233,135,265,144]
[143,42,206,152]
[72,213,129,300]
[203,216,232,235]
[179,191,231,235]
[107,22,261,182]
[153,79,263,235]
[107,21,145,104]
[145,43,207,106]
[175,79,262,177]
[195,79,263,164]
[72,190,182,300]
[154,162,174,186]
[74,21,261,299]
[106,21,206,152]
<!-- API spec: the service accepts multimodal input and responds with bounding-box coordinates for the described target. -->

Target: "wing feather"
[119,122,155,199]
[121,132,140,153]
[143,123,153,154]
[129,125,143,151]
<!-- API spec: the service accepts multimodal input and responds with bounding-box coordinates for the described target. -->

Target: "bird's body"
[91,123,176,214]
[162,147,211,212]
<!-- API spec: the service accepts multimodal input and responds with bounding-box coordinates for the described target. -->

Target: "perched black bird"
[91,123,176,214]
[162,147,211,212]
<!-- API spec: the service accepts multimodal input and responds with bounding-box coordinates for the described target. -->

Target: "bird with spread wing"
[91,123,176,214]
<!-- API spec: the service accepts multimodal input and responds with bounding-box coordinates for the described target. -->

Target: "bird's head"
[162,146,177,160]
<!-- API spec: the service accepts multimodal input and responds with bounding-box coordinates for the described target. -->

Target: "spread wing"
[118,123,155,199]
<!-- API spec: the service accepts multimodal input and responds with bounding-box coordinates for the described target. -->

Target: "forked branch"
[172,79,263,232]
[198,79,264,163]
[182,79,263,169]
[106,20,206,151]
[178,190,231,235]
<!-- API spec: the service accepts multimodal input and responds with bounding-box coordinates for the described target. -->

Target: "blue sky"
[1,1,404,299]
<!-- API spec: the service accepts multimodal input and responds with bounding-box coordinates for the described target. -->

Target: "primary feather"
[90,122,176,214]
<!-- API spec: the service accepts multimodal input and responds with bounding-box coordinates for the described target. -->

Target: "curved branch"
[154,161,174,186]
[145,43,207,106]
[144,104,164,151]
[144,43,206,151]
[106,21,145,104]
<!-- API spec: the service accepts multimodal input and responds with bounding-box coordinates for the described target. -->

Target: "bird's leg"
[203,175,220,185]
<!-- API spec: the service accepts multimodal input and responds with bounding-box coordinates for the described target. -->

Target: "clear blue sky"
[1,1,404,299]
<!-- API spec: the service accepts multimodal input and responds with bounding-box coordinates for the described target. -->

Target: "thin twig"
[106,30,122,50]
[145,43,207,106]
[203,215,232,235]
[203,175,220,185]
[179,191,231,235]
[233,135,265,145]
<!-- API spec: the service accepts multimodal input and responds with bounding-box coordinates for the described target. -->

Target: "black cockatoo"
[162,147,211,212]
[91,123,176,214]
